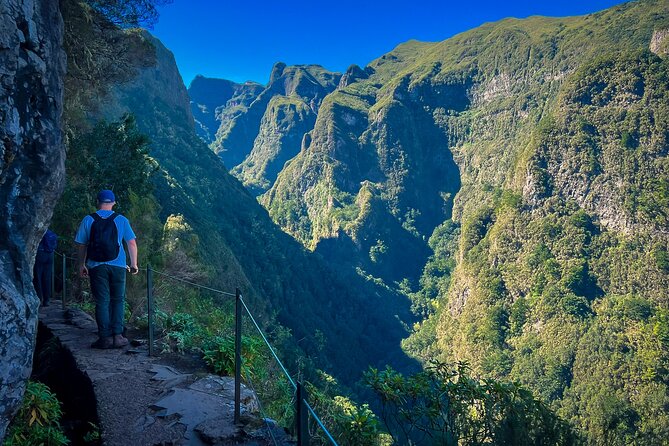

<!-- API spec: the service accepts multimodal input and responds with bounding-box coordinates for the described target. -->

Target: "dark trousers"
[89,265,126,338]
[33,251,53,305]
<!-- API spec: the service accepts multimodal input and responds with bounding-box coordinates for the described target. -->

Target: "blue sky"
[152,0,628,87]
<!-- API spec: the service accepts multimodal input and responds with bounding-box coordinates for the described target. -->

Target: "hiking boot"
[91,336,113,349]
[113,334,129,348]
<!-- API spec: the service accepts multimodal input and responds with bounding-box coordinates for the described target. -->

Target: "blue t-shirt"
[74,210,136,269]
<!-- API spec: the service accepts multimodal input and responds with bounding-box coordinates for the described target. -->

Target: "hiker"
[33,229,57,306]
[75,189,139,349]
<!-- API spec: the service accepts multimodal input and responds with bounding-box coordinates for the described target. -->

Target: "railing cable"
[239,295,297,390]
[241,364,281,446]
[306,400,340,446]
[55,251,76,261]
[151,268,236,297]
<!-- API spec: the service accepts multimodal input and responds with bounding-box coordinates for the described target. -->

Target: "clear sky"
[152,0,629,88]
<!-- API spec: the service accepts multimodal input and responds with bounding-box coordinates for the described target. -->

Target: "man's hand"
[127,239,139,275]
[77,243,88,278]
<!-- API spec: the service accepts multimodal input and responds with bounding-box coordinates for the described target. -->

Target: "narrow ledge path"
[37,301,292,446]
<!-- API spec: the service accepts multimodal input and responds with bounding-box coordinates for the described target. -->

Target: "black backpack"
[87,213,120,262]
[39,230,58,253]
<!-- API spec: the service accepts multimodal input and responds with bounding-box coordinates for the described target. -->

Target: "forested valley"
[4,0,669,444]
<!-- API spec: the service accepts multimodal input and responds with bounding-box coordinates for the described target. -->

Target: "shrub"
[621,131,638,149]
[203,335,265,378]
[4,381,69,446]
[365,361,576,446]
[159,312,206,353]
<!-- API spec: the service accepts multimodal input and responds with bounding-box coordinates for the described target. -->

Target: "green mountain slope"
[205,0,669,442]
[201,62,342,195]
[100,33,417,386]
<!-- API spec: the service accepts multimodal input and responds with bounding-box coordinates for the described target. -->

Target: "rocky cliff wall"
[208,63,341,185]
[189,76,264,144]
[0,0,65,438]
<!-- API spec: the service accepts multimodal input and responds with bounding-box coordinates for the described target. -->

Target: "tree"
[86,0,172,28]
[61,0,160,127]
[365,362,577,446]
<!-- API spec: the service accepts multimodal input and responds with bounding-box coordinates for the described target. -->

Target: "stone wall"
[0,0,65,438]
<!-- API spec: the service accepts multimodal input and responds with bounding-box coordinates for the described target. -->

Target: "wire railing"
[238,293,340,444]
[54,251,77,310]
[239,295,297,390]
[49,254,337,446]
[147,265,339,445]
[241,362,282,445]
[151,268,237,297]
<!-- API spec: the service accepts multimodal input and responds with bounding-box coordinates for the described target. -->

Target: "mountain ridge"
[98,33,418,388]
[186,1,669,442]
[189,75,264,145]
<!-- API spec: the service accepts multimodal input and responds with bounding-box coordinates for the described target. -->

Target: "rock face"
[0,0,65,438]
[338,64,370,89]
[204,63,342,193]
[231,93,318,195]
[189,76,264,145]
[650,28,669,56]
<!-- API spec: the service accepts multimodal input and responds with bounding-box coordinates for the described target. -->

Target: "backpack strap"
[90,212,118,221]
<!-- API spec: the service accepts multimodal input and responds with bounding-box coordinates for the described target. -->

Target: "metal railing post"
[147,265,154,357]
[235,288,242,424]
[297,381,309,446]
[61,253,67,309]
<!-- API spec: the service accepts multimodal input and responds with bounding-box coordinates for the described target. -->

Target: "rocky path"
[37,301,292,446]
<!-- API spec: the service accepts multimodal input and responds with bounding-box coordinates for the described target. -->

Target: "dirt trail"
[38,302,292,445]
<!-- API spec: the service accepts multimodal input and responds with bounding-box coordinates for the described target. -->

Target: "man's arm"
[127,238,138,274]
[76,243,88,277]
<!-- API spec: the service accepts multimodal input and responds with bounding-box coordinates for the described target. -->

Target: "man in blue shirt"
[75,190,139,349]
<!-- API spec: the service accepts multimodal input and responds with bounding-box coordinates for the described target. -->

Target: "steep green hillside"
[202,63,342,193]
[261,58,463,284]
[94,33,417,387]
[215,0,669,443]
[231,94,317,194]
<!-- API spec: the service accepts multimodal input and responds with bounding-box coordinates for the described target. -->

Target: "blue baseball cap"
[97,189,115,203]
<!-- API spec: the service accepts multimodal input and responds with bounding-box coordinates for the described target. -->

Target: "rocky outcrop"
[103,32,193,127]
[188,76,263,144]
[650,28,669,56]
[206,63,341,182]
[0,0,65,438]
[269,61,287,84]
[231,95,317,195]
[338,64,369,89]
